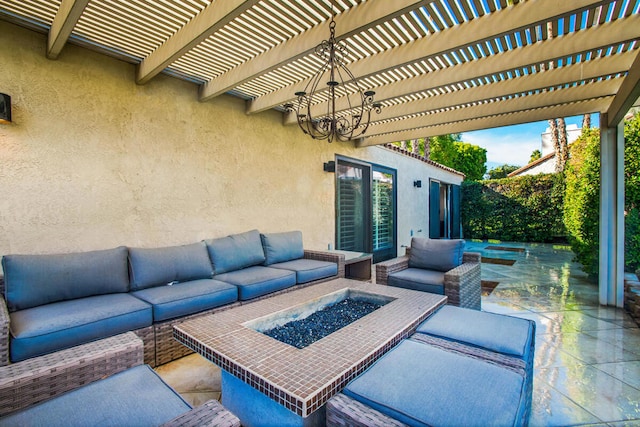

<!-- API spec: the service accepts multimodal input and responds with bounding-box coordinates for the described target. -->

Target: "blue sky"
[462,114,598,171]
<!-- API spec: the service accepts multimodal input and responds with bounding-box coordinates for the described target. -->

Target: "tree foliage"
[392,134,487,181]
[530,149,542,163]
[450,142,487,181]
[487,164,521,179]
[429,134,461,167]
[428,134,487,181]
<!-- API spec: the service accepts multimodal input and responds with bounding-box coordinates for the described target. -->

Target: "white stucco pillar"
[599,113,625,307]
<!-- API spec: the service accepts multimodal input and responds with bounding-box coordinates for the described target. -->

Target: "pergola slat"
[358,97,614,146]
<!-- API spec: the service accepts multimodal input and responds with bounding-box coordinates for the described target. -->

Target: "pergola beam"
[47,0,89,59]
[364,78,621,136]
[199,0,425,101]
[358,97,613,146]
[136,0,260,85]
[607,50,640,126]
[247,0,612,114]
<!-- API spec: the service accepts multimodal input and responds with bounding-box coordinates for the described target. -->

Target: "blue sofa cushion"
[205,230,266,274]
[387,268,445,294]
[343,339,527,427]
[260,231,304,265]
[0,365,191,427]
[132,279,238,322]
[416,305,535,360]
[214,266,296,301]
[2,246,129,312]
[128,242,213,291]
[270,259,337,284]
[408,238,465,272]
[9,294,152,362]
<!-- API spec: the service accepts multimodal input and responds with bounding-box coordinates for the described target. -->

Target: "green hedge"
[461,173,565,242]
[563,128,601,276]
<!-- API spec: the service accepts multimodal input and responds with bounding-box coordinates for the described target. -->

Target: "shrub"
[563,128,601,277]
[626,208,640,272]
[624,113,640,271]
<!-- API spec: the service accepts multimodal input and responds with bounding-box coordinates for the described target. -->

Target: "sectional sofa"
[0,229,345,368]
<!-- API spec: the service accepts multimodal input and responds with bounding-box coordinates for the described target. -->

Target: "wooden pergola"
[2,0,639,306]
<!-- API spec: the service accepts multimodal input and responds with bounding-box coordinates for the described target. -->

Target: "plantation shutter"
[451,184,461,238]
[429,180,441,238]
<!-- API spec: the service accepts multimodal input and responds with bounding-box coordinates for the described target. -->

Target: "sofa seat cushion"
[387,268,445,294]
[128,242,214,291]
[132,279,238,322]
[416,305,535,360]
[0,365,191,427]
[260,231,304,265]
[343,339,527,427]
[206,230,266,274]
[2,246,130,312]
[9,294,152,362]
[270,259,337,284]
[214,266,296,301]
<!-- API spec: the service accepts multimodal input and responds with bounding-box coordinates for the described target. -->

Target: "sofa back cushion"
[205,230,266,274]
[128,242,213,291]
[2,246,129,312]
[261,231,304,265]
[408,238,465,272]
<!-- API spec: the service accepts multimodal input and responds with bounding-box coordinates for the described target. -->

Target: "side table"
[329,250,373,280]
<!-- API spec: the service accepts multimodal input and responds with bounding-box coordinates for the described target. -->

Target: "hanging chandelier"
[284,5,381,143]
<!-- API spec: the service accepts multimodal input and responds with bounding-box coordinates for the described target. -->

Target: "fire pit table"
[174,278,446,427]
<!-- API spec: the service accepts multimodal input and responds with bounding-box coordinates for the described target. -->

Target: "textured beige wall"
[0,21,462,258]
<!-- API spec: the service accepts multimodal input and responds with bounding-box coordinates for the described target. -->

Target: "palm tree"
[558,118,569,171]
[583,113,591,130]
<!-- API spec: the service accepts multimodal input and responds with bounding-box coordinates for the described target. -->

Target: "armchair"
[376,238,481,310]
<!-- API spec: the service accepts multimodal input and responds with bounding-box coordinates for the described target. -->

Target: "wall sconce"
[413,180,422,188]
[0,93,11,124]
[323,161,335,173]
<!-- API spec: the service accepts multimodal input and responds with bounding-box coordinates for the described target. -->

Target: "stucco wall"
[0,21,462,259]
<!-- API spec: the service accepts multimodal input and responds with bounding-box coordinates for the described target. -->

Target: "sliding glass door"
[429,179,461,239]
[336,159,371,252]
[336,157,396,263]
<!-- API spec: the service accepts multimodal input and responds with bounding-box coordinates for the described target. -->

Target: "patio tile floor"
[466,241,640,426]
[157,241,640,426]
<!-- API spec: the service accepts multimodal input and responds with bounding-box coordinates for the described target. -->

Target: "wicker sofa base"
[0,332,143,417]
[326,392,407,427]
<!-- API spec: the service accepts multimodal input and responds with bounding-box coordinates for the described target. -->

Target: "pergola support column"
[599,113,625,307]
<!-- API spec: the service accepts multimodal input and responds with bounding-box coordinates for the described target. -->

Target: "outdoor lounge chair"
[0,332,239,427]
[376,238,482,310]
